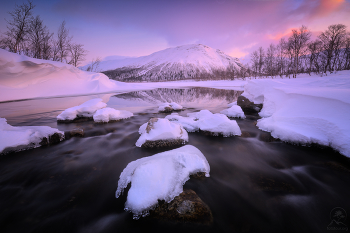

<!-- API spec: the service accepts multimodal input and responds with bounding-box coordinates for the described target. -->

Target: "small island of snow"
[0,118,64,154]
[57,98,133,123]
[166,110,242,136]
[220,105,246,119]
[158,102,183,113]
[136,118,188,148]
[115,145,210,219]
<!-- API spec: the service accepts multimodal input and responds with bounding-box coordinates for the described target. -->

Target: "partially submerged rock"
[136,118,188,148]
[149,189,213,224]
[237,96,262,115]
[64,128,84,139]
[57,98,133,123]
[115,145,210,219]
[220,105,246,119]
[0,118,64,154]
[158,102,183,113]
[166,110,242,137]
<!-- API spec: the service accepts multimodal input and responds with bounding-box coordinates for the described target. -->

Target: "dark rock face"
[40,133,63,146]
[159,106,174,113]
[64,128,84,139]
[141,139,186,148]
[145,118,158,133]
[149,189,213,224]
[237,96,262,115]
[259,132,278,142]
[57,116,93,123]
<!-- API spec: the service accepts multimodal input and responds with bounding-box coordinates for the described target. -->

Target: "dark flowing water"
[1,87,350,233]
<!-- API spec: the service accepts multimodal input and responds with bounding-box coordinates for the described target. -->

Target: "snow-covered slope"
[0,49,141,102]
[93,44,244,81]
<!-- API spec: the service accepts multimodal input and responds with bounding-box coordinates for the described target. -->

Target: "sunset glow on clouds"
[0,0,349,64]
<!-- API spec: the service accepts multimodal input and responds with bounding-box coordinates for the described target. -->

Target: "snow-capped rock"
[166,110,242,136]
[158,102,183,113]
[95,44,244,81]
[93,107,133,123]
[136,118,188,148]
[115,145,210,219]
[220,105,246,119]
[0,118,64,154]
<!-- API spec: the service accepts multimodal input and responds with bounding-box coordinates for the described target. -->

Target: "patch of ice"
[220,105,246,119]
[93,107,133,123]
[166,110,241,136]
[115,145,210,218]
[136,118,188,147]
[57,98,107,121]
[0,118,64,154]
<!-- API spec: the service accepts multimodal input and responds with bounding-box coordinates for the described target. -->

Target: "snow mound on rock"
[166,110,241,136]
[158,102,183,112]
[136,118,188,147]
[0,118,64,154]
[57,98,107,121]
[115,145,210,219]
[93,107,133,123]
[220,105,246,119]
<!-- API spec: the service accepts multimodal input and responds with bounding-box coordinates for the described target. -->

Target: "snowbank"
[0,49,145,102]
[115,145,210,218]
[242,71,350,157]
[136,118,188,147]
[158,102,183,112]
[220,105,246,119]
[0,118,64,154]
[166,110,242,136]
[93,107,133,123]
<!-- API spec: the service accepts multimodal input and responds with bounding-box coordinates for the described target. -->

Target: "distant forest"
[0,0,87,67]
[245,24,350,79]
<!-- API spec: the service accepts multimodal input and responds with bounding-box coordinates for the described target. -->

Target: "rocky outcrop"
[149,189,213,224]
[237,96,262,115]
[64,128,84,139]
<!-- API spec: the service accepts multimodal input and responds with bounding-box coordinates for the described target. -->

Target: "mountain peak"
[88,44,244,82]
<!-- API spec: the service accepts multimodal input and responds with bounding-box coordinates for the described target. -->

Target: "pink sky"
[0,0,349,65]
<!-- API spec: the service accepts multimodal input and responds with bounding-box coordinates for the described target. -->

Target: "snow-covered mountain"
[92,44,244,82]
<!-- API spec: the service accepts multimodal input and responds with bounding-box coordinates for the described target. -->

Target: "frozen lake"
[1,87,350,233]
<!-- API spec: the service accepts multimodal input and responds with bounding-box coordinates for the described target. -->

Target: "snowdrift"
[242,71,350,157]
[0,49,139,102]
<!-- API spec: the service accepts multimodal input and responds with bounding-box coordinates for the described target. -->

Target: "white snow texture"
[57,98,133,122]
[166,110,242,136]
[115,145,210,218]
[0,118,64,154]
[158,102,183,112]
[136,118,188,147]
[220,105,246,119]
[242,72,350,157]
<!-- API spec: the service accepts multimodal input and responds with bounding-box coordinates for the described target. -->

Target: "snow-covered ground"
[115,145,210,219]
[243,71,350,157]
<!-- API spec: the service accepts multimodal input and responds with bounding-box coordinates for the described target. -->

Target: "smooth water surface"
[0,87,350,233]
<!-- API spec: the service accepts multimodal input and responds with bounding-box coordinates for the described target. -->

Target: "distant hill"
[91,44,244,82]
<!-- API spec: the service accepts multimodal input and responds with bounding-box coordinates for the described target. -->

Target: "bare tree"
[2,0,35,53]
[306,40,323,75]
[68,43,87,67]
[258,47,265,77]
[265,43,276,78]
[27,15,52,59]
[250,50,259,78]
[344,37,350,70]
[318,24,347,73]
[56,21,72,63]
[288,25,311,78]
[86,57,102,72]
